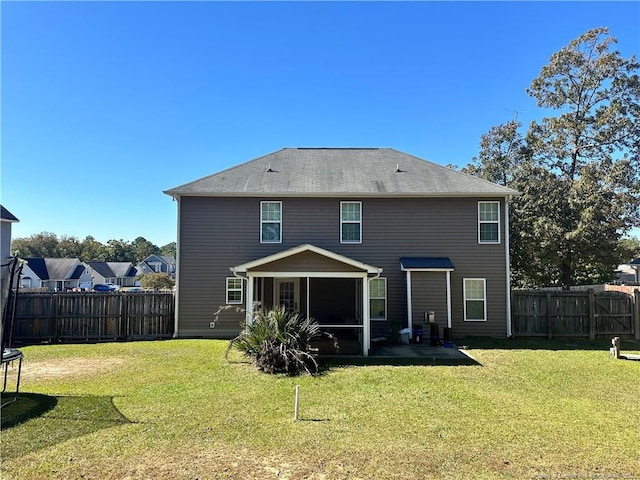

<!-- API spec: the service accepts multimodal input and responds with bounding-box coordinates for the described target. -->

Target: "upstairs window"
[261,201,282,243]
[341,201,362,244]
[478,201,500,244]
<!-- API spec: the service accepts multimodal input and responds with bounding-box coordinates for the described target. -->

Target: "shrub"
[225,306,329,375]
[138,272,175,289]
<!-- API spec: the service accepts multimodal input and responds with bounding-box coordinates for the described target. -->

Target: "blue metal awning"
[400,257,455,271]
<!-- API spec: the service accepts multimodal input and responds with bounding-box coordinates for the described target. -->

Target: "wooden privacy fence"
[512,289,640,340]
[9,292,175,344]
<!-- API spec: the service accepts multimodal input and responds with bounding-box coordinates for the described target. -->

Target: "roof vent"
[395,163,403,173]
[267,164,274,173]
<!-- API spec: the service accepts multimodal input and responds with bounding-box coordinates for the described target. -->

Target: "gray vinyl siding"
[176,196,509,339]
[1,222,12,261]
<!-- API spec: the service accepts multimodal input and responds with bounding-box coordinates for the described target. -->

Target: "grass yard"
[1,338,639,480]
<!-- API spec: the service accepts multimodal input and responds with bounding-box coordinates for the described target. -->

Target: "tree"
[11,232,59,258]
[80,236,108,262]
[56,235,82,258]
[132,237,160,263]
[468,28,639,289]
[619,236,640,262]
[105,239,135,262]
[138,272,175,289]
[462,120,529,186]
[524,27,640,289]
[160,242,177,259]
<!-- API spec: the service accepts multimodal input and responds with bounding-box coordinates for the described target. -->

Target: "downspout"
[173,195,181,338]
[505,195,513,337]
[230,267,251,324]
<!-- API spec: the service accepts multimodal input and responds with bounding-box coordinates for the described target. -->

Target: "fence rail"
[512,289,640,340]
[8,292,175,344]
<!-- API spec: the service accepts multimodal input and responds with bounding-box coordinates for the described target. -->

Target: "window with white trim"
[261,201,282,243]
[369,277,386,320]
[478,201,500,244]
[464,278,486,321]
[340,201,362,243]
[226,277,243,304]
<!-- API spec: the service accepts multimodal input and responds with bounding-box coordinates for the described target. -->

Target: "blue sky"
[2,1,639,247]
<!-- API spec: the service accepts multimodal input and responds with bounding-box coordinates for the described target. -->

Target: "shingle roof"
[87,262,115,278]
[0,205,19,222]
[24,258,48,279]
[164,148,518,198]
[400,257,455,270]
[69,264,86,280]
[107,262,138,277]
[45,258,81,280]
[25,258,81,280]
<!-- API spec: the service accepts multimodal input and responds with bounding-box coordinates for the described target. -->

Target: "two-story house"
[1,206,19,262]
[138,254,176,278]
[164,148,518,355]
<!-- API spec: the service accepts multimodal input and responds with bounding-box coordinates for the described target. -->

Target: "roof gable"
[232,244,381,274]
[24,258,48,279]
[165,148,518,198]
[0,205,19,222]
[107,262,138,277]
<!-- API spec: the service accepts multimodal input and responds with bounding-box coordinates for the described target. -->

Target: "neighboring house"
[1,205,19,262]
[86,262,140,288]
[138,254,176,277]
[164,148,519,356]
[616,259,640,283]
[21,258,92,291]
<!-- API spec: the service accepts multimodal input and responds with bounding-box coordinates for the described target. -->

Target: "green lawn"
[1,338,639,480]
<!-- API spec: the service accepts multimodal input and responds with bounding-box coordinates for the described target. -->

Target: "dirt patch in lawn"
[20,357,127,380]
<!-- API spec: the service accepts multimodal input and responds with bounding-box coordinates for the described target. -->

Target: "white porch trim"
[400,257,455,333]
[232,244,382,357]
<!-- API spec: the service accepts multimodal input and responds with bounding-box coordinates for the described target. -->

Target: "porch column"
[362,275,370,357]
[446,270,452,328]
[406,271,413,339]
[246,275,254,325]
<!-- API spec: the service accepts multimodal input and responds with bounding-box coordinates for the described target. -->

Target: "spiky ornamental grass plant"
[217,305,332,375]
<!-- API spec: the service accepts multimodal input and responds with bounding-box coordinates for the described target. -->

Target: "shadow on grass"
[1,394,132,459]
[458,336,640,351]
[318,354,480,369]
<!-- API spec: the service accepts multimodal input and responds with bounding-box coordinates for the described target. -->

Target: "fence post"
[54,293,60,343]
[546,292,552,339]
[634,289,640,341]
[588,289,596,341]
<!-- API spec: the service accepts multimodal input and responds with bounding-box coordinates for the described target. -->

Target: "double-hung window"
[226,277,243,304]
[478,201,500,244]
[369,277,386,320]
[340,201,362,243]
[261,201,282,243]
[464,278,486,321]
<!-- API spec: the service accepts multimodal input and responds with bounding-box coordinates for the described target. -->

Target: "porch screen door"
[275,278,299,312]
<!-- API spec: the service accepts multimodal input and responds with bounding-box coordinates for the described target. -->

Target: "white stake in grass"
[294,385,300,421]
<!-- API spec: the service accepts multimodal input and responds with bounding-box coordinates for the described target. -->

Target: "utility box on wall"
[426,311,435,323]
